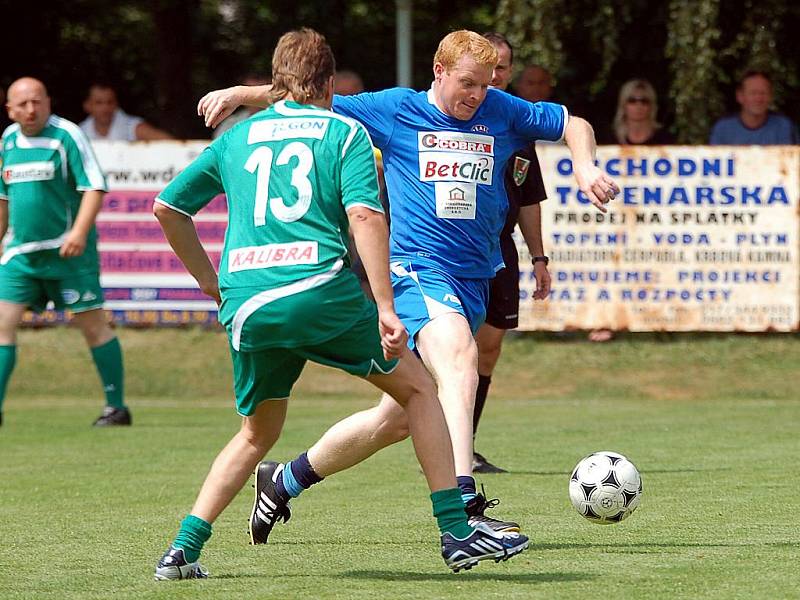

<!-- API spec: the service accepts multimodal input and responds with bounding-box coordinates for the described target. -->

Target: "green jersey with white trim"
[157,100,384,350]
[0,115,107,278]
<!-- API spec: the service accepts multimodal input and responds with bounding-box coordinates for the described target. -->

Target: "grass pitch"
[0,328,798,599]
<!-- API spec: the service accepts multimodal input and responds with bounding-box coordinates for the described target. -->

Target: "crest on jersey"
[512,156,531,187]
[471,124,489,133]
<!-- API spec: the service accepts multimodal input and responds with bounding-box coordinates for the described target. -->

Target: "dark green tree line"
[2,1,798,141]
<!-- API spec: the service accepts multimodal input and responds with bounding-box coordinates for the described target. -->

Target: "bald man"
[515,65,553,103]
[0,78,129,427]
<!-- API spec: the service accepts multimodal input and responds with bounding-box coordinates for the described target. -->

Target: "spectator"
[334,70,364,96]
[590,78,673,344]
[515,64,553,103]
[80,83,173,141]
[709,70,799,145]
[612,79,674,145]
[212,74,271,139]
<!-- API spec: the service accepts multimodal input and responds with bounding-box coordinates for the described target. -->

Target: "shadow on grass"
[510,467,730,476]
[536,541,796,551]
[341,570,593,583]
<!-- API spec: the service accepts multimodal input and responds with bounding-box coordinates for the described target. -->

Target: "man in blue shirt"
[709,70,799,145]
[198,30,618,537]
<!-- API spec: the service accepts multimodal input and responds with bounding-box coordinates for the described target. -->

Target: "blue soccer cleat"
[441,522,529,572]
[154,546,208,581]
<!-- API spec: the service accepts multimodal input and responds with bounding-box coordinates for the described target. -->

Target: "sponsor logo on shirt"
[419,152,494,185]
[471,124,490,134]
[228,241,319,273]
[3,161,55,184]
[418,131,494,155]
[248,118,329,143]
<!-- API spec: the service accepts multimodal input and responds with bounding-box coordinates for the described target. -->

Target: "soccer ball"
[568,451,642,524]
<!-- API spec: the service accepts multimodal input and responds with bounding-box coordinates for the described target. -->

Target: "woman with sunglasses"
[612,79,674,145]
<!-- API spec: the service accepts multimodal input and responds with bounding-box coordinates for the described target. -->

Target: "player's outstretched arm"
[61,190,104,258]
[518,204,551,300]
[347,206,407,359]
[564,116,620,213]
[197,85,272,129]
[154,203,220,304]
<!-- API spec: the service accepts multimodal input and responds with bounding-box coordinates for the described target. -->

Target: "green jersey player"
[153,28,528,580]
[0,77,128,427]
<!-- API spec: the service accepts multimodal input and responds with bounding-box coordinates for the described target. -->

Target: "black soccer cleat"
[249,461,292,544]
[442,522,529,572]
[465,486,520,533]
[472,451,508,474]
[92,406,131,427]
[154,546,208,581]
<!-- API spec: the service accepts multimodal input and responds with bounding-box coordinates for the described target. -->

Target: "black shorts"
[485,258,520,330]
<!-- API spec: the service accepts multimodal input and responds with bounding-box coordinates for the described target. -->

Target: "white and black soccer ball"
[569,451,642,524]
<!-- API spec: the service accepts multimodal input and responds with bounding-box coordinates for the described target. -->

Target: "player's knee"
[374,407,410,444]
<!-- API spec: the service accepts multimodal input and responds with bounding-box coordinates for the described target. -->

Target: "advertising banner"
[518,145,800,331]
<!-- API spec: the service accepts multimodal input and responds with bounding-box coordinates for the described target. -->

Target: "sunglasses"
[627,96,652,105]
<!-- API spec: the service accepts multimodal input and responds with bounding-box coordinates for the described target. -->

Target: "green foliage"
[666,0,724,143]
[497,0,800,142]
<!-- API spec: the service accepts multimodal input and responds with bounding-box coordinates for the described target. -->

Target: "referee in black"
[474,33,552,473]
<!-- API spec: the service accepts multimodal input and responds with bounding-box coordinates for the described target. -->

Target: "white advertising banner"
[518,145,800,331]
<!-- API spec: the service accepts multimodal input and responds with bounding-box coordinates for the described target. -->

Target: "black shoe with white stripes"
[154,546,208,581]
[249,461,292,544]
[464,487,520,533]
[441,522,529,572]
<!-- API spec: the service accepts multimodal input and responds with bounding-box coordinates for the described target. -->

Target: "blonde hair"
[613,79,661,143]
[434,30,498,71]
[268,28,335,105]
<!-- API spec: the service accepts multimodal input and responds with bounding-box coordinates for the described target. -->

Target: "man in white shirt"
[80,83,173,141]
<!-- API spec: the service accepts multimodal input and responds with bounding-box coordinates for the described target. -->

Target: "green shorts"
[229,300,398,416]
[0,260,105,313]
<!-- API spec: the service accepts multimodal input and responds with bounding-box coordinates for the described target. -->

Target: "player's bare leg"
[414,313,519,531]
[192,399,288,523]
[302,392,407,474]
[415,313,478,476]
[155,399,288,580]
[0,302,27,427]
[72,308,129,426]
[310,346,453,490]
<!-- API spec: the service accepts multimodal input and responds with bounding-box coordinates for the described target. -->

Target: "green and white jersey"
[0,115,107,278]
[157,100,383,350]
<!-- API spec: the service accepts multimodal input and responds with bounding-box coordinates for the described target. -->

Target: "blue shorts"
[389,260,489,349]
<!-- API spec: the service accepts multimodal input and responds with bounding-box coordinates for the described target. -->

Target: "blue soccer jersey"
[333,87,567,279]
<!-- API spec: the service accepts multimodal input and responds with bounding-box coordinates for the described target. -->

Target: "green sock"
[90,338,125,409]
[172,514,213,562]
[431,487,474,539]
[0,345,17,415]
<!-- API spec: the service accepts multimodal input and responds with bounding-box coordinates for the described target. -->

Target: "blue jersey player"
[199,30,619,538]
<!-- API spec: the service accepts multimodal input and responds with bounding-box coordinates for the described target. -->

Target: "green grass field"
[1,328,798,599]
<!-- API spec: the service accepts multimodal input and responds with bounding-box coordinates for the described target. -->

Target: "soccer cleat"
[249,461,292,544]
[92,406,132,427]
[442,522,529,572]
[465,486,520,533]
[154,546,208,581]
[472,451,508,474]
